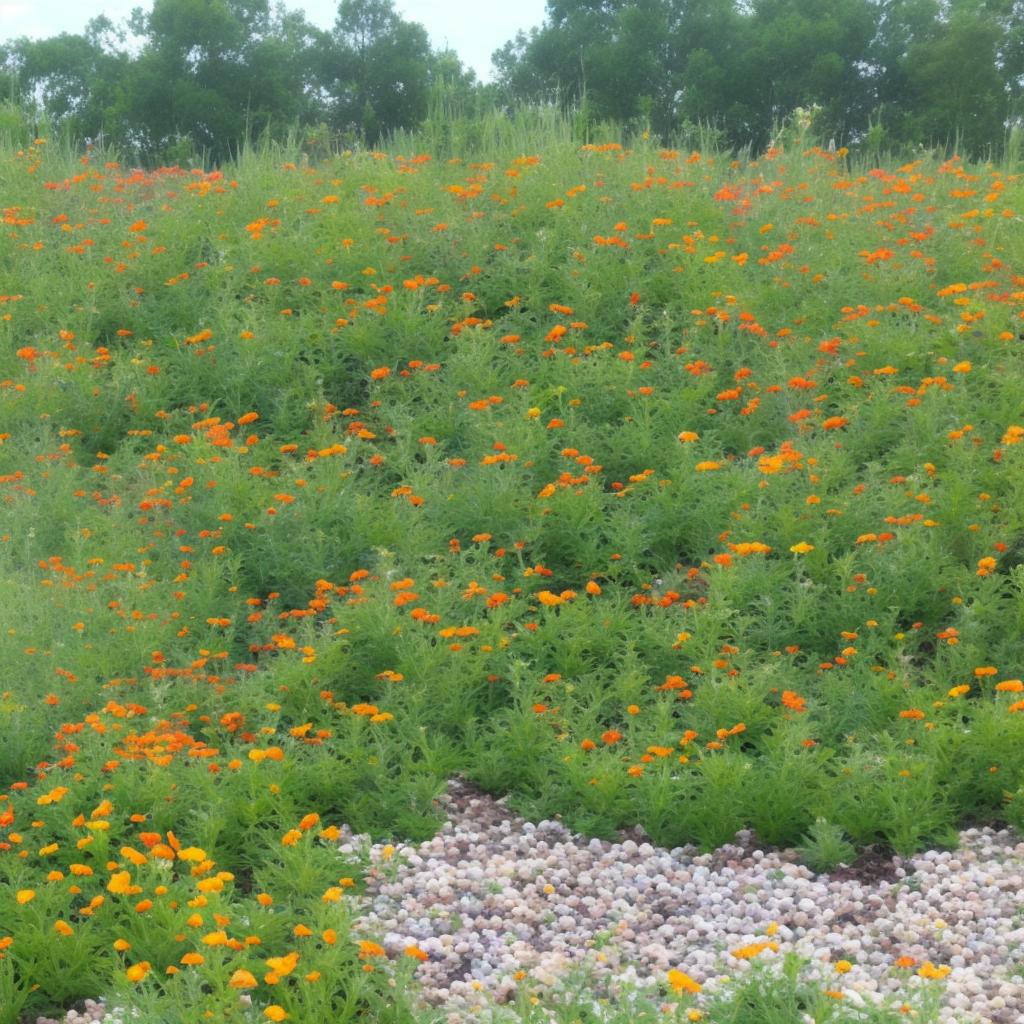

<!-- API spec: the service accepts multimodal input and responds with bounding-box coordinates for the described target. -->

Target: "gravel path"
[41,778,1024,1023]
[351,779,1024,1023]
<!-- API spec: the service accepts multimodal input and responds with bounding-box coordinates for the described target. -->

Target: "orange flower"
[265,951,299,976]
[601,730,622,746]
[730,941,779,960]
[667,968,701,994]
[781,690,806,712]
[229,968,258,989]
[126,961,151,982]
[358,940,386,958]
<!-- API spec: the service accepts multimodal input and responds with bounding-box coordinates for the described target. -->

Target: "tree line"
[1,0,1022,162]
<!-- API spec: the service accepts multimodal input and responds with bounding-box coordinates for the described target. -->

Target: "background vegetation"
[2,0,1024,163]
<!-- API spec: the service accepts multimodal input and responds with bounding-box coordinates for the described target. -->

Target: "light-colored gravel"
[38,778,1024,1023]
[351,779,1024,1023]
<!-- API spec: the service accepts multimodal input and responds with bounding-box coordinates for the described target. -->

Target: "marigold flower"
[667,968,701,994]
[126,961,150,982]
[822,416,848,430]
[730,940,779,959]
[265,951,299,976]
[107,871,137,894]
[229,969,258,989]
[781,690,807,712]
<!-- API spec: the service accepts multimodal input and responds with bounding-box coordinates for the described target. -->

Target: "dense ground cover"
[0,129,1022,1021]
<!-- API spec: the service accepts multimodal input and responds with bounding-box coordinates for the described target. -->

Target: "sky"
[0,0,549,80]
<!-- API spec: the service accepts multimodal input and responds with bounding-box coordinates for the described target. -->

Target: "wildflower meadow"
[1,124,1023,1022]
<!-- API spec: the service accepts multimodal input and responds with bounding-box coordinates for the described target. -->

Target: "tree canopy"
[1,0,1022,162]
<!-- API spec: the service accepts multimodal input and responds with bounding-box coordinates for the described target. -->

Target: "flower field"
[1,131,1023,1022]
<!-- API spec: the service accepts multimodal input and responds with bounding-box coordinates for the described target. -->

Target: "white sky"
[0,0,548,80]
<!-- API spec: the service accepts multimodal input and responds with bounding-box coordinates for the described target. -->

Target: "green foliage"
[3,0,1024,160]
[796,818,858,873]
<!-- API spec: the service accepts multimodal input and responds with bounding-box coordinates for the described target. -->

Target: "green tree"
[868,0,1020,154]
[122,0,326,161]
[322,0,433,141]
[744,0,876,148]
[3,20,130,145]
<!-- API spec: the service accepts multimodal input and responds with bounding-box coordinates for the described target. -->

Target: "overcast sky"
[0,0,548,80]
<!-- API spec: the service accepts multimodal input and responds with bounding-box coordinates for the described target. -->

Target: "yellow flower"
[265,1008,288,1022]
[835,959,852,973]
[789,541,814,554]
[126,961,151,982]
[107,871,136,895]
[667,968,701,994]
[730,940,779,960]
[265,951,299,976]
[15,889,35,905]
